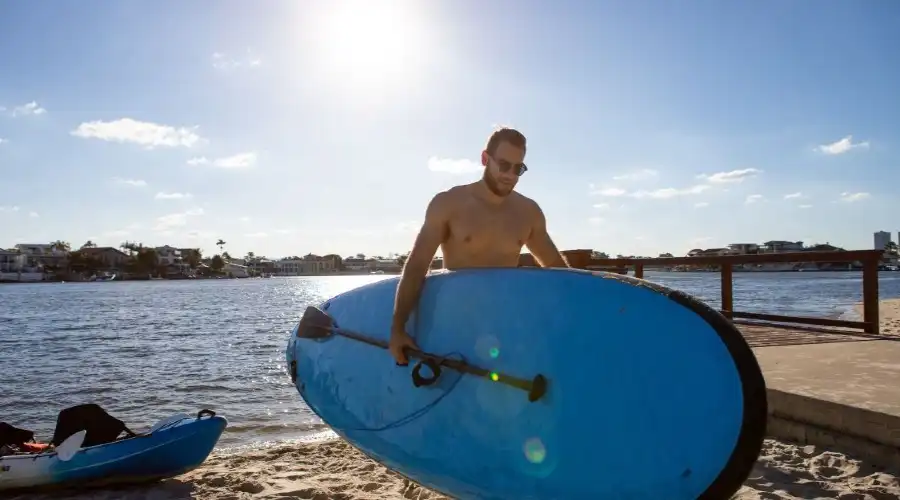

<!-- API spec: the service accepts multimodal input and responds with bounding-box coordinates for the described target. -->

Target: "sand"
[8,436,898,500]
[855,298,900,336]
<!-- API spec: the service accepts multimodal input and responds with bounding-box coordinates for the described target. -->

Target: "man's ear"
[481,150,489,167]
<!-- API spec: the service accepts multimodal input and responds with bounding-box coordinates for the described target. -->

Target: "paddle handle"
[327,326,548,402]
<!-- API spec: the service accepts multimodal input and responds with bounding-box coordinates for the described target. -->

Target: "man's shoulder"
[431,184,471,205]
[426,185,469,217]
[509,191,541,212]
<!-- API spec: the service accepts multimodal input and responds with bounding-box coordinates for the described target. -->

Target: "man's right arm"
[391,192,449,346]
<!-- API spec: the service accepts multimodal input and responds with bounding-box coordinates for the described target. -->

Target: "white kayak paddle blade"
[56,430,86,462]
[148,413,191,434]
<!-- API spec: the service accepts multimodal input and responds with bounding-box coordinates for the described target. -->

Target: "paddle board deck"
[286,268,767,499]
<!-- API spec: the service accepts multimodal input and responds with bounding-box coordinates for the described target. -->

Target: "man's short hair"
[485,127,526,156]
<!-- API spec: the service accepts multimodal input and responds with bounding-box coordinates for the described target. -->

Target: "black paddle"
[295,306,548,403]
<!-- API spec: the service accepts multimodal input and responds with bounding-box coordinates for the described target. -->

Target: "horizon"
[2,1,899,258]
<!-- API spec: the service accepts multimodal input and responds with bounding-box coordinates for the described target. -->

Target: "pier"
[523,249,900,470]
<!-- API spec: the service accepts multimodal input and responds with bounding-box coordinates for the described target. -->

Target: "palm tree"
[216,239,226,253]
[81,240,97,249]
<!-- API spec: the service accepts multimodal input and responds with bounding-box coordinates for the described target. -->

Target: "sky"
[1,1,899,259]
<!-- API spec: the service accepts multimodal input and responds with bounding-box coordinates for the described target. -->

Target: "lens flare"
[523,438,546,464]
[490,372,499,382]
[489,347,500,358]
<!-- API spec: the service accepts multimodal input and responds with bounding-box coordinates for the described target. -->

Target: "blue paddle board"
[286,268,767,499]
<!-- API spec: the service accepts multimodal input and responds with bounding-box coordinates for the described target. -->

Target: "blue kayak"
[0,407,227,492]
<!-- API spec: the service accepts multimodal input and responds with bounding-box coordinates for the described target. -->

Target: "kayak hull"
[0,413,226,491]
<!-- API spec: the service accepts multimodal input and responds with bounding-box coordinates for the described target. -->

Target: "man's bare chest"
[446,204,532,247]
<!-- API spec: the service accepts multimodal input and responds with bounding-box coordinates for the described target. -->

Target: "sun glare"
[308,0,431,91]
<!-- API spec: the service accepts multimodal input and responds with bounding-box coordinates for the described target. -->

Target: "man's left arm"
[525,202,570,268]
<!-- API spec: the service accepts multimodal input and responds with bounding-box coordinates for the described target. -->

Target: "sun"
[307,0,431,90]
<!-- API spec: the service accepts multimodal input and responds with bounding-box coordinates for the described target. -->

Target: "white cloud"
[211,50,262,70]
[244,232,268,238]
[0,138,8,144]
[0,205,20,212]
[155,192,193,200]
[588,216,604,226]
[72,118,203,149]
[112,177,147,187]
[592,203,610,210]
[393,221,421,232]
[630,185,709,199]
[427,156,481,174]
[238,216,251,222]
[8,101,46,117]
[838,192,870,202]
[154,208,204,231]
[817,135,869,155]
[694,202,709,208]
[28,211,38,218]
[783,192,804,200]
[274,228,294,235]
[698,168,761,184]
[798,204,813,209]
[187,152,257,169]
[589,186,628,197]
[612,169,658,181]
[745,194,764,204]
[591,183,709,199]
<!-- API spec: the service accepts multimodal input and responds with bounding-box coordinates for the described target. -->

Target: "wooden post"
[634,263,644,279]
[721,263,733,318]
[561,249,592,269]
[862,257,880,334]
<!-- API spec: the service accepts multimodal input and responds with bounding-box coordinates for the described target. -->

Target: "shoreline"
[10,436,897,500]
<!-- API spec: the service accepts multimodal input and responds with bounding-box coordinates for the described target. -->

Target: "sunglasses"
[489,155,528,176]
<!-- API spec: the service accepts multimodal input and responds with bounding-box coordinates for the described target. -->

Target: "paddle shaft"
[328,326,537,394]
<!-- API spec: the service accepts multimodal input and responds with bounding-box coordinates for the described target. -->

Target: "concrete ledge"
[766,388,900,470]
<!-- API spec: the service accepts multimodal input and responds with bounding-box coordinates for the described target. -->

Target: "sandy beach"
[856,297,900,335]
[7,436,897,500]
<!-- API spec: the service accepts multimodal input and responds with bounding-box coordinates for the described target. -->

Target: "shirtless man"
[389,127,570,364]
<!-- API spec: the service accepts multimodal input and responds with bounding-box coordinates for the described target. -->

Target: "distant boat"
[89,273,116,282]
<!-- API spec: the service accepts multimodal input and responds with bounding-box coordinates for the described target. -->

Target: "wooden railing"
[521,249,885,335]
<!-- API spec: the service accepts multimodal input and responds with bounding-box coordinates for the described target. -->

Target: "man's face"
[481,141,526,197]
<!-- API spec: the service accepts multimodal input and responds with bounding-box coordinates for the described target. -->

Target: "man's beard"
[483,171,512,197]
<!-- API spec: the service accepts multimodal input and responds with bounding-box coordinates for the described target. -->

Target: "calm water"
[2,272,899,448]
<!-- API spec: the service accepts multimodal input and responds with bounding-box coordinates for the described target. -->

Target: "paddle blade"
[147,413,191,434]
[56,430,86,462]
[297,306,335,339]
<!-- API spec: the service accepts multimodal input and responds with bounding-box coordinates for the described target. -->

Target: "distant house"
[155,245,183,266]
[760,241,804,253]
[688,248,734,257]
[80,247,130,269]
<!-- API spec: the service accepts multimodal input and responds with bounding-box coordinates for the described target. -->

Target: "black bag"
[0,422,34,447]
[50,404,137,448]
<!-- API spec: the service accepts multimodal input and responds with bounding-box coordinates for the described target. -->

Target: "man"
[389,127,569,364]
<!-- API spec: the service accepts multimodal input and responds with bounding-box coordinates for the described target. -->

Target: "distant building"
[80,247,130,269]
[728,243,759,254]
[0,250,26,273]
[274,255,336,276]
[155,245,183,266]
[759,241,804,253]
[874,231,892,251]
